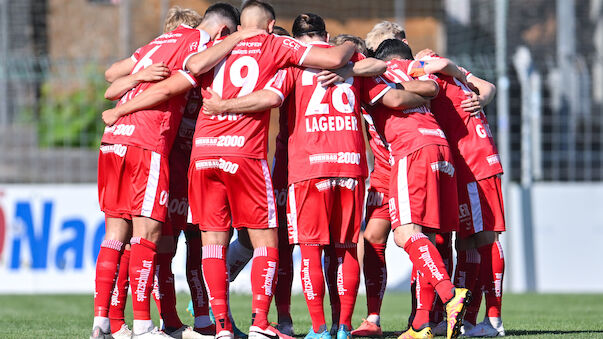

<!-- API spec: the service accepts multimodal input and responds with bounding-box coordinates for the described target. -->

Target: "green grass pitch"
[0,293,602,338]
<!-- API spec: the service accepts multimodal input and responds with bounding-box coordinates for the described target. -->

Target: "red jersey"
[363,109,391,192]
[267,44,391,184]
[171,86,202,159]
[191,34,312,160]
[420,56,503,181]
[102,25,210,156]
[372,58,448,160]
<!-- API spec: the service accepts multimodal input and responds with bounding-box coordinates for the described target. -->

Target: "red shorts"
[388,145,458,232]
[98,144,170,222]
[188,157,278,231]
[287,177,365,245]
[457,175,506,238]
[164,147,192,235]
[365,186,390,221]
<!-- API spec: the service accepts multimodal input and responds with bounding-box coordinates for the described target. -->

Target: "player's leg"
[287,179,330,338]
[323,244,340,334]
[247,228,280,334]
[201,231,232,337]
[463,175,506,337]
[109,243,132,339]
[430,232,453,332]
[274,215,295,335]
[352,216,390,336]
[453,236,481,329]
[92,217,131,338]
[184,226,214,336]
[227,229,254,281]
[390,148,470,339]
[330,178,364,339]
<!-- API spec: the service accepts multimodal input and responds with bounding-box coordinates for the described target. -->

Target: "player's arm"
[186,28,267,77]
[104,62,170,100]
[399,79,439,98]
[101,72,193,126]
[378,87,430,110]
[105,57,136,83]
[301,41,356,69]
[202,88,283,116]
[422,58,467,84]
[317,58,387,86]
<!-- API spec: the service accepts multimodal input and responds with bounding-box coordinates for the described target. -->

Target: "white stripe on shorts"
[261,160,278,229]
[397,157,412,225]
[141,152,161,217]
[287,184,299,244]
[467,181,484,233]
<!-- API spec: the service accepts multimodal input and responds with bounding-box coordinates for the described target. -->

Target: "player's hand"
[235,27,268,41]
[461,92,483,116]
[201,87,225,115]
[415,48,436,60]
[102,108,120,126]
[135,62,170,82]
[317,64,353,86]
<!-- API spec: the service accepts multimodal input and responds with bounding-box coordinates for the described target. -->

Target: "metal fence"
[0,0,601,183]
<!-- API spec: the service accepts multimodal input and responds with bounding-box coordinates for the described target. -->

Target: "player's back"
[428,65,502,181]
[374,58,448,160]
[193,33,311,160]
[102,25,209,156]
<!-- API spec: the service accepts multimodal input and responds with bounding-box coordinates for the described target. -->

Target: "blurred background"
[0,0,602,295]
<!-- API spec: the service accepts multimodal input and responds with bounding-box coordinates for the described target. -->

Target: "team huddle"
[92,2,506,339]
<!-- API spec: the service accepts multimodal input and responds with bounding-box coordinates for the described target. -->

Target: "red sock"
[403,234,454,303]
[300,244,326,332]
[202,245,231,332]
[432,233,453,323]
[454,248,481,325]
[335,243,360,330]
[412,268,435,330]
[94,239,124,317]
[109,248,130,332]
[275,240,294,319]
[408,269,417,327]
[130,237,157,321]
[324,245,340,325]
[155,252,183,329]
[250,247,279,329]
[186,235,209,317]
[479,241,504,318]
[363,240,387,316]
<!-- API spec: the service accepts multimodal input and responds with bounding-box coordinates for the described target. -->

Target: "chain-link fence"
[0,0,600,183]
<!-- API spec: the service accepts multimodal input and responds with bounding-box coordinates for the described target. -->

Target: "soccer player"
[365,21,407,56]
[102,2,363,339]
[200,13,437,339]
[415,49,504,337]
[93,4,252,339]
[369,39,471,339]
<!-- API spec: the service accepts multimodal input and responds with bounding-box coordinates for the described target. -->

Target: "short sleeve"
[270,36,312,67]
[182,29,211,71]
[361,76,391,106]
[264,67,296,103]
[407,60,428,78]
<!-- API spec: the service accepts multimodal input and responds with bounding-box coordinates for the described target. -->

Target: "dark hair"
[241,0,275,20]
[332,34,367,55]
[272,25,290,37]
[292,13,327,39]
[374,39,414,61]
[205,2,240,26]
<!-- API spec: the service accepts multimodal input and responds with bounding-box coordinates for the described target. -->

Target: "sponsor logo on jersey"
[282,38,302,51]
[487,154,501,166]
[100,144,127,157]
[418,128,446,139]
[430,161,455,177]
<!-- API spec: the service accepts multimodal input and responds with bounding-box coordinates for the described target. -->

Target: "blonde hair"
[163,6,202,33]
[331,34,368,55]
[365,21,405,53]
